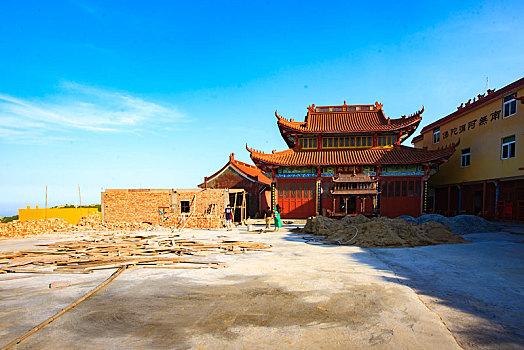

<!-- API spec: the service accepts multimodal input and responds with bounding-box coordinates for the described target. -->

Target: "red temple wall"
[276,178,317,219]
[379,177,422,218]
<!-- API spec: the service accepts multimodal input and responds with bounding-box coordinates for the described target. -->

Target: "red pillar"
[447,184,451,216]
[482,180,487,217]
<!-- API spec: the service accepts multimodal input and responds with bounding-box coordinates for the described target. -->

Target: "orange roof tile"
[276,103,423,134]
[200,153,271,187]
[247,144,456,167]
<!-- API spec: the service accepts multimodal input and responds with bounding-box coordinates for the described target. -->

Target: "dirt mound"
[302,215,468,248]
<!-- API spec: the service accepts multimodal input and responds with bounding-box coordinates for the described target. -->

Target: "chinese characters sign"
[442,109,501,140]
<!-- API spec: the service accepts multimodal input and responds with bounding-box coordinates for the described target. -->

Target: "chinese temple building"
[198,153,271,219]
[247,101,457,219]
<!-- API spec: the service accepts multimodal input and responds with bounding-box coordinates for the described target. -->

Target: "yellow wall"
[414,86,523,186]
[18,206,101,225]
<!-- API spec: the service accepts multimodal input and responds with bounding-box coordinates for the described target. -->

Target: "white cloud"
[0,82,187,143]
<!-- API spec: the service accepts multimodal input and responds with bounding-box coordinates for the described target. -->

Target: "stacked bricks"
[0,218,73,238]
[103,189,172,225]
[0,215,153,238]
[163,214,223,229]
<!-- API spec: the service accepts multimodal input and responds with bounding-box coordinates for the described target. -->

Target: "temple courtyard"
[1,226,523,349]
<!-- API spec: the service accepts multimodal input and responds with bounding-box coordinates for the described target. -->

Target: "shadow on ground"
[288,229,524,349]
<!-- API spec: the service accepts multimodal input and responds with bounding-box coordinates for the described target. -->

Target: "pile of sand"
[302,215,469,248]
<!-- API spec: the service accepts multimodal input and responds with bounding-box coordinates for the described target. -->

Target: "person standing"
[273,207,282,231]
[264,206,272,230]
[225,205,233,231]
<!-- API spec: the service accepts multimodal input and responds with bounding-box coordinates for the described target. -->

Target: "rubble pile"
[0,215,153,238]
[0,218,73,238]
[302,215,469,248]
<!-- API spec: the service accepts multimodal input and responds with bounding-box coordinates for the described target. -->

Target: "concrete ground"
[0,226,522,349]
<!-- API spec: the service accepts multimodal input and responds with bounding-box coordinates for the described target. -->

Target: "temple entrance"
[331,173,378,217]
[339,196,357,215]
[348,196,356,214]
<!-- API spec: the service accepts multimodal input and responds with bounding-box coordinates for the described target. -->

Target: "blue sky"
[1,0,523,216]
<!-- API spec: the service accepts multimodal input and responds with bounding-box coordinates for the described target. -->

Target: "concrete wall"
[18,206,101,225]
[414,85,524,185]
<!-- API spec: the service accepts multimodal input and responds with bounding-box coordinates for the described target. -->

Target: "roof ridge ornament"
[374,101,383,110]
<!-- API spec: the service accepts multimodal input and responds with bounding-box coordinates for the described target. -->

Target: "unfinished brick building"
[199,153,271,218]
[101,188,246,229]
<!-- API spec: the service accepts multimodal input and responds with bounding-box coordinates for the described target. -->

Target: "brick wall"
[102,189,172,225]
[102,188,231,229]
[162,189,228,229]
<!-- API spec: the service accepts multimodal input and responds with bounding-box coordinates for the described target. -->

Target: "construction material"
[301,215,469,247]
[0,215,153,238]
[49,280,72,289]
[0,232,272,274]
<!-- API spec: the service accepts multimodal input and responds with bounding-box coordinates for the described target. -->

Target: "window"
[382,181,387,197]
[321,136,354,149]
[290,183,296,197]
[278,183,283,198]
[284,183,290,198]
[402,181,407,197]
[461,148,470,167]
[322,182,330,198]
[408,181,414,196]
[395,181,401,196]
[299,137,317,149]
[310,182,315,198]
[297,183,302,198]
[377,135,396,147]
[388,181,394,197]
[433,127,440,144]
[501,135,516,159]
[181,200,190,213]
[503,93,517,118]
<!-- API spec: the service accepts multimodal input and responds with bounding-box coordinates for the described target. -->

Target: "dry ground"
[0,226,522,349]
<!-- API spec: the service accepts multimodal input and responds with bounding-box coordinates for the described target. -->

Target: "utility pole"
[78,185,82,207]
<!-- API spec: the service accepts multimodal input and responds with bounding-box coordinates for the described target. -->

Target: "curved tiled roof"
[199,153,270,187]
[230,158,271,185]
[247,144,456,167]
[276,104,423,134]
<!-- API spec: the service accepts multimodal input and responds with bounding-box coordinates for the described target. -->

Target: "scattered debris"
[49,280,72,289]
[301,215,468,247]
[0,232,272,274]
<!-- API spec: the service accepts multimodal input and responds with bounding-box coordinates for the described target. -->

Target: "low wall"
[18,206,101,225]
